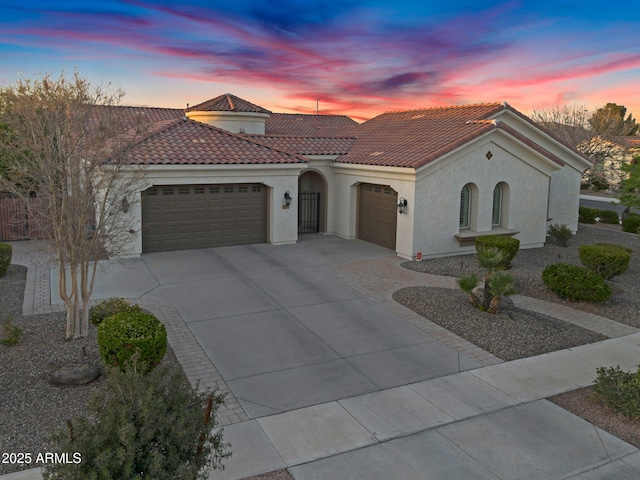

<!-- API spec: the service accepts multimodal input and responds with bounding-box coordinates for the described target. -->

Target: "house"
[116,94,592,259]
[582,135,640,189]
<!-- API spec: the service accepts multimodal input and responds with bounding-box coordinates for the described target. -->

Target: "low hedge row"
[622,214,640,234]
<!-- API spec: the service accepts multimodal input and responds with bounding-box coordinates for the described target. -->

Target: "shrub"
[0,242,12,277]
[0,317,22,346]
[89,297,142,326]
[98,312,167,371]
[475,235,520,269]
[595,243,633,254]
[578,206,598,224]
[622,214,640,234]
[541,263,612,302]
[593,365,640,420]
[43,362,230,480]
[547,224,573,247]
[579,244,631,280]
[597,209,620,224]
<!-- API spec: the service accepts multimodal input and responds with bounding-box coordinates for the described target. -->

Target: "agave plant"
[487,271,517,314]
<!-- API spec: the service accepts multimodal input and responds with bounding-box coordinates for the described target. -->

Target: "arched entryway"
[298,170,327,233]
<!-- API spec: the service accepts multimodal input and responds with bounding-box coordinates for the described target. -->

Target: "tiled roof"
[125,119,306,165]
[338,103,566,169]
[607,135,640,150]
[186,94,271,114]
[243,135,357,156]
[265,113,359,135]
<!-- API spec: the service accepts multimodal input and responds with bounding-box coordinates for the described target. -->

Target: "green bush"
[622,214,640,234]
[595,243,633,254]
[541,263,612,302]
[593,366,640,420]
[98,312,167,372]
[597,209,620,224]
[89,297,142,326]
[0,242,12,277]
[579,244,631,280]
[475,235,520,268]
[43,362,230,480]
[547,224,573,247]
[578,206,598,224]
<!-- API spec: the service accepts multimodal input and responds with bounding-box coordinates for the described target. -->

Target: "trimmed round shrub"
[622,214,640,234]
[98,312,167,371]
[597,209,620,224]
[579,244,631,280]
[596,243,633,254]
[89,297,142,326]
[0,243,12,277]
[542,263,612,302]
[475,235,520,268]
[578,206,598,224]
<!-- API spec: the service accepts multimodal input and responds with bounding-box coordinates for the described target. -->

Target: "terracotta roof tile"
[186,94,271,114]
[125,119,306,165]
[265,113,359,135]
[338,103,566,169]
[243,135,356,156]
[607,135,640,150]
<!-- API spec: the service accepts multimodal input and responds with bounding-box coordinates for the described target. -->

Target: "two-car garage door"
[141,184,266,253]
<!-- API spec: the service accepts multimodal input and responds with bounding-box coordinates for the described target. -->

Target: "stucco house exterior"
[115,94,592,260]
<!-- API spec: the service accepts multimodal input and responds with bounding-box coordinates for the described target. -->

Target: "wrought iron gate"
[298,192,320,233]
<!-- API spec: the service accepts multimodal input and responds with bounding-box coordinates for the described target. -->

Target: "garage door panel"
[358,183,397,250]
[142,183,267,253]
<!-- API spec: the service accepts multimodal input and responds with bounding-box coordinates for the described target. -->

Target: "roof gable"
[126,118,305,165]
[186,93,271,114]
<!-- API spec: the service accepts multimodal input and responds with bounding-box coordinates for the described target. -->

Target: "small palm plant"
[457,274,480,308]
[457,246,516,314]
[487,271,517,314]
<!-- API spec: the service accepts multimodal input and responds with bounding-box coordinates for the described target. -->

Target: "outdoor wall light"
[284,191,292,206]
[121,197,130,213]
[397,197,408,214]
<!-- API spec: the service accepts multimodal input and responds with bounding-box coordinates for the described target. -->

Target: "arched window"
[492,184,502,226]
[460,184,471,229]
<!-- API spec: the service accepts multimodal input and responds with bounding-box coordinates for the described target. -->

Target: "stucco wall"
[121,164,303,256]
[185,111,269,134]
[413,138,554,259]
[548,165,581,232]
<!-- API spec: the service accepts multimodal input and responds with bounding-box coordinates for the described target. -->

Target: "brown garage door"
[142,184,267,253]
[358,183,397,250]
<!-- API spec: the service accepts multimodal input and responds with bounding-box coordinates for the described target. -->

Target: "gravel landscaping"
[1,224,639,477]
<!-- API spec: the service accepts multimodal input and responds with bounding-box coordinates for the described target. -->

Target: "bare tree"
[531,104,638,189]
[0,71,148,339]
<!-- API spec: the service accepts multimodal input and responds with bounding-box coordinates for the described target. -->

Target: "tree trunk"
[482,277,493,311]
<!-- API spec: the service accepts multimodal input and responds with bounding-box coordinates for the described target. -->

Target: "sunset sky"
[1,1,639,121]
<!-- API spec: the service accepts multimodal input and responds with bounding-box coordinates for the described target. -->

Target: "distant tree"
[0,71,148,339]
[589,103,638,137]
[616,154,640,219]
[531,103,638,189]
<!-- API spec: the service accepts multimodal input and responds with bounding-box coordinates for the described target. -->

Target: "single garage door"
[142,184,267,253]
[358,183,397,250]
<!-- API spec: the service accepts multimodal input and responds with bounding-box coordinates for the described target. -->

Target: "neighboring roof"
[338,103,567,169]
[243,135,357,156]
[607,135,640,150]
[125,118,306,165]
[186,93,271,114]
[265,113,359,135]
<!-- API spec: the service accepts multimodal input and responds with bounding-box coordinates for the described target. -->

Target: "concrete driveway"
[52,234,478,418]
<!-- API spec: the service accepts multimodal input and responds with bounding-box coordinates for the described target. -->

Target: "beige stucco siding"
[413,137,556,259]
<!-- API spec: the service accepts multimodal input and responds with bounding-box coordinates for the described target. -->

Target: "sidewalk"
[4,244,640,480]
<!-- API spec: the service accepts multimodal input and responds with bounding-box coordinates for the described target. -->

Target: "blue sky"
[1,0,639,120]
